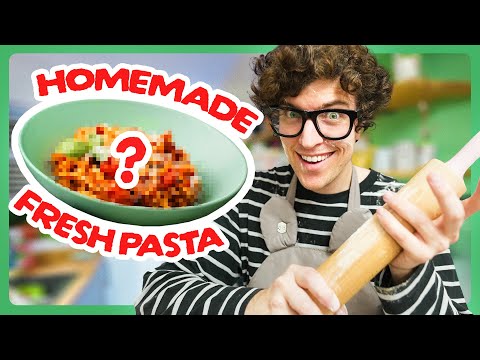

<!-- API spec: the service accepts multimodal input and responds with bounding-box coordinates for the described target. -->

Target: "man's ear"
[354,128,362,143]
[353,119,362,143]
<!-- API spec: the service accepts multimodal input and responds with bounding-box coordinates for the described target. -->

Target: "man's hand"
[376,172,467,284]
[245,264,347,315]
[462,178,480,219]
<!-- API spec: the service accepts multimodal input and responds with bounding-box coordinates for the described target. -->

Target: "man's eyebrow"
[283,99,352,109]
[321,100,351,108]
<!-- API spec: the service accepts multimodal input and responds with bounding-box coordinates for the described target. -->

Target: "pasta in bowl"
[17,99,249,226]
[50,125,201,208]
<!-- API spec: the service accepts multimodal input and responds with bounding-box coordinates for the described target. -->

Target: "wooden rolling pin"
[316,131,480,313]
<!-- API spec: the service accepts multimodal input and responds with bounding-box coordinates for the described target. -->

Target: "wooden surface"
[9,249,102,305]
[384,168,471,182]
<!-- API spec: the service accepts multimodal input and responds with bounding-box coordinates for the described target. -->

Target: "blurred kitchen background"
[8,49,475,306]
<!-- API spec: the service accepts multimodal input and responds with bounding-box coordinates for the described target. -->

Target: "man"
[134,45,472,315]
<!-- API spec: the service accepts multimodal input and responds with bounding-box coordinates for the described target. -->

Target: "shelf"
[386,78,471,111]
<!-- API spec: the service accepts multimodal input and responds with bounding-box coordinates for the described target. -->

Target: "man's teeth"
[301,154,332,163]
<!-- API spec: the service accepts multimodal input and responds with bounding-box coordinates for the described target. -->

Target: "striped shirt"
[134,165,471,315]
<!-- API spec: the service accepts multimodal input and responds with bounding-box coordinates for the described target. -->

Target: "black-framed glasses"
[267,106,358,140]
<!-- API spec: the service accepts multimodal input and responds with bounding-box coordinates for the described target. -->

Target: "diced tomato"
[100,156,119,179]
[96,125,105,135]
[108,184,132,205]
[159,168,178,190]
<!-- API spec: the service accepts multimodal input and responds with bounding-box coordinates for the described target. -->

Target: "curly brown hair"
[250,45,393,132]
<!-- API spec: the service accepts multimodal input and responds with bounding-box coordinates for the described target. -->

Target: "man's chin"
[296,173,325,193]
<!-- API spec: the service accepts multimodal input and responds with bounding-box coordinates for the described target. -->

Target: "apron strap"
[286,173,297,206]
[348,166,361,210]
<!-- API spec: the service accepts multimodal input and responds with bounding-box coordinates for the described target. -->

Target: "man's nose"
[298,119,324,148]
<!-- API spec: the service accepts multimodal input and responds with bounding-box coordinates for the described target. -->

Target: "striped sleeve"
[373,249,471,315]
[134,168,288,315]
[134,204,262,315]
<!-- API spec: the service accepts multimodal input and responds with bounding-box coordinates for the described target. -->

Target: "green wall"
[369,53,473,301]
[369,53,472,192]
[371,99,471,173]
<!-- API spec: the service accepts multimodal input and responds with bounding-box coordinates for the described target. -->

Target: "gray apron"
[248,168,383,315]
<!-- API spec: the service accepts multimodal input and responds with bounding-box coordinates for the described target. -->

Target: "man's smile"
[299,151,334,164]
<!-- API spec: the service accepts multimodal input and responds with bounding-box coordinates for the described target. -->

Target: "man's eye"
[327,112,340,120]
[288,111,301,118]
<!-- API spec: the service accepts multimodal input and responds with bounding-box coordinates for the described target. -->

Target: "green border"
[1,45,478,315]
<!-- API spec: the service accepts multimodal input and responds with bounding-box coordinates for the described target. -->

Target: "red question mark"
[110,131,152,190]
